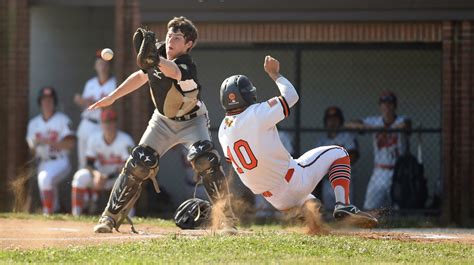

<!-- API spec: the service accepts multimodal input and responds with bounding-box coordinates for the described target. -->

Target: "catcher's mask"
[174,198,211,229]
[220,75,257,112]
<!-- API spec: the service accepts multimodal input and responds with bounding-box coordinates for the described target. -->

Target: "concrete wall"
[29,6,115,123]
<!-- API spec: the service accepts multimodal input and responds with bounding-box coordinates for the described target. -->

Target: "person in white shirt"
[26,87,76,215]
[218,56,377,227]
[346,91,411,210]
[315,106,359,211]
[74,53,116,168]
[71,109,134,216]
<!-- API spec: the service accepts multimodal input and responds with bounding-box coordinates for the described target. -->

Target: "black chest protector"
[145,43,201,118]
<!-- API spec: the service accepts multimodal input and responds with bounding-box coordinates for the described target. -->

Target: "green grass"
[1,231,473,264]
[1,214,473,264]
[1,233,472,264]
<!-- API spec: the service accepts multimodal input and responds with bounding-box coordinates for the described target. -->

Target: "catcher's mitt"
[133,27,146,54]
[174,198,211,229]
[136,28,160,69]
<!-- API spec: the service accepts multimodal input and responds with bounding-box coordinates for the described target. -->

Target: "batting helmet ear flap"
[37,86,58,107]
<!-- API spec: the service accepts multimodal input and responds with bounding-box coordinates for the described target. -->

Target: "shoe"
[93,216,115,233]
[333,203,378,228]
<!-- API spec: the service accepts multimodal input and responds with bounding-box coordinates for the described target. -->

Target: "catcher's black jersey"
[145,47,201,118]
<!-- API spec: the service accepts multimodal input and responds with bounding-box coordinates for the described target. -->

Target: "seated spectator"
[26,87,76,215]
[71,109,134,216]
[345,90,411,210]
[315,106,359,211]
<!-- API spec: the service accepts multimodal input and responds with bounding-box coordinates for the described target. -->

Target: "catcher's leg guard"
[96,145,159,232]
[187,140,236,233]
[187,140,230,203]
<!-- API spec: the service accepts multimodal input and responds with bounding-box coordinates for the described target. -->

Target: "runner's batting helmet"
[220,75,257,111]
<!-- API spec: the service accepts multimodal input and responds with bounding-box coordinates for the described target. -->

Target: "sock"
[42,190,54,215]
[71,187,88,216]
[328,156,351,205]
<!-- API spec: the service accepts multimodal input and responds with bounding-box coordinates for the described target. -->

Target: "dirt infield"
[1,219,473,250]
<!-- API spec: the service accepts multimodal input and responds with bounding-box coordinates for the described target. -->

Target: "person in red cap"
[71,108,134,216]
[74,52,117,169]
[346,90,411,210]
[26,87,76,215]
[315,106,359,211]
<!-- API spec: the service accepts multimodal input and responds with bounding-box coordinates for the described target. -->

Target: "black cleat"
[333,203,378,228]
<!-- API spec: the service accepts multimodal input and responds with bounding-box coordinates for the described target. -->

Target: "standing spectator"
[71,109,134,216]
[74,52,116,168]
[26,87,76,215]
[315,106,359,211]
[346,91,411,210]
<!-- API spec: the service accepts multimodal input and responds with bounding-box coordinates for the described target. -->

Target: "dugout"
[0,0,473,226]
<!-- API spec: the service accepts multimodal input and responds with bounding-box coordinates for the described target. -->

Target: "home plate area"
[1,219,473,250]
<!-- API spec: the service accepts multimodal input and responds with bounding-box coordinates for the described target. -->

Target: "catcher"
[89,16,235,233]
[218,56,378,228]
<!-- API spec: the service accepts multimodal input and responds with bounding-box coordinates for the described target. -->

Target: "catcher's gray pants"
[363,168,393,210]
[139,104,210,156]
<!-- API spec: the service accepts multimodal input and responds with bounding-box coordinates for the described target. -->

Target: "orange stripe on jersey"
[262,191,273,197]
[277,96,290,117]
[284,168,294,183]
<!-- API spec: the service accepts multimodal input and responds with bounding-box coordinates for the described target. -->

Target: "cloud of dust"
[9,163,36,212]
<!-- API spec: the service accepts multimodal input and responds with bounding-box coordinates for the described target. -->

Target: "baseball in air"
[101,48,114,61]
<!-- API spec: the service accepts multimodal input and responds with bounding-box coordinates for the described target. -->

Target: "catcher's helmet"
[174,198,211,229]
[220,75,257,111]
[37,86,58,107]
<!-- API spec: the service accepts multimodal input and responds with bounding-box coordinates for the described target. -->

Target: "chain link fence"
[193,43,442,214]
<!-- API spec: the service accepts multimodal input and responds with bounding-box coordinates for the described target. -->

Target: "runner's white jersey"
[26,112,74,160]
[81,76,116,121]
[363,115,408,166]
[85,130,134,175]
[219,96,292,194]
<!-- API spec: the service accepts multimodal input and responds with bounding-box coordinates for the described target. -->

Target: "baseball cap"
[379,90,397,105]
[40,87,54,97]
[101,109,118,122]
[37,86,58,106]
[323,106,344,125]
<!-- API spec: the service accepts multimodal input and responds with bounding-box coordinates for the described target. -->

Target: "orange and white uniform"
[77,76,116,168]
[219,77,352,210]
[71,130,134,216]
[26,112,74,214]
[362,115,408,210]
